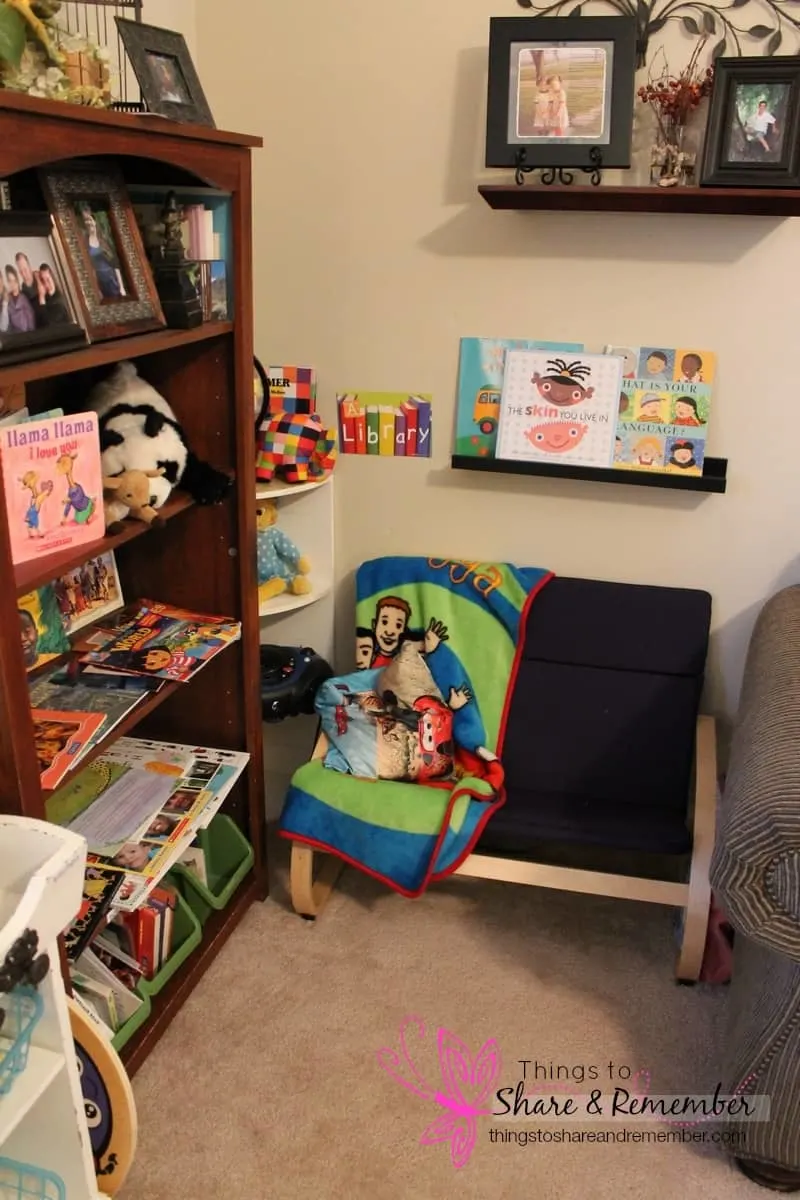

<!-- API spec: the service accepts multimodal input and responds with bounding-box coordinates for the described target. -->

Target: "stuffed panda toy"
[88,361,232,508]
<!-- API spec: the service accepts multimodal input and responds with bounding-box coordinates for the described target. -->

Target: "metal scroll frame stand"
[514,147,604,188]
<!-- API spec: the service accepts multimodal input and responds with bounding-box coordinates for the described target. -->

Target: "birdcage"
[57,0,144,108]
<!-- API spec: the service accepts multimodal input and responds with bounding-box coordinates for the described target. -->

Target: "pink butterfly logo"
[376,1016,501,1169]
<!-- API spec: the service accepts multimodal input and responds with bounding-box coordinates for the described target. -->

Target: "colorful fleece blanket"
[279,557,552,895]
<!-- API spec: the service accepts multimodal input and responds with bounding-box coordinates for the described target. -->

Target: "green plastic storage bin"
[172,815,254,927]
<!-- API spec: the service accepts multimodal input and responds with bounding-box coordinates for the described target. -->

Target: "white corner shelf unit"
[0,816,107,1198]
[257,476,336,819]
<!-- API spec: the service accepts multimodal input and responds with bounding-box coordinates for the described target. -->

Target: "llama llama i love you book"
[0,412,105,565]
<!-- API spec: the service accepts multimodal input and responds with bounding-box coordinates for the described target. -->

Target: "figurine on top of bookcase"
[147,190,203,330]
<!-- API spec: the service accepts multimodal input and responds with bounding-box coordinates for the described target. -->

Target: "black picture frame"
[485,16,636,172]
[0,212,87,367]
[700,56,800,188]
[115,18,215,128]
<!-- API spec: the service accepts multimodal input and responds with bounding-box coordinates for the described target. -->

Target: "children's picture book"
[607,345,714,476]
[0,410,104,565]
[454,337,584,459]
[78,599,241,682]
[54,551,124,636]
[337,393,432,458]
[29,662,145,751]
[92,930,144,992]
[495,350,622,469]
[32,707,106,790]
[18,584,70,673]
[267,365,316,415]
[64,857,125,963]
[74,945,144,1025]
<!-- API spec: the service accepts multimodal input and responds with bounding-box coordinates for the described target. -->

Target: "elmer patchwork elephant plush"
[256,411,337,485]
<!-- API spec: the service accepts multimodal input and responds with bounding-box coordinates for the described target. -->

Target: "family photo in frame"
[0,214,86,366]
[701,56,800,188]
[115,18,215,127]
[40,164,165,342]
[485,17,637,172]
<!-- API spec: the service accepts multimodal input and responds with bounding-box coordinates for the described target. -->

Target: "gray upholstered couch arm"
[711,585,800,963]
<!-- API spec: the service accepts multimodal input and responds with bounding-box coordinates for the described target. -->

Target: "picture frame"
[485,16,637,173]
[700,56,800,188]
[115,18,215,128]
[0,212,87,366]
[40,164,166,342]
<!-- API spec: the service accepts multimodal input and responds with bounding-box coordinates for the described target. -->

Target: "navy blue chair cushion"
[479,789,692,856]
[477,575,711,858]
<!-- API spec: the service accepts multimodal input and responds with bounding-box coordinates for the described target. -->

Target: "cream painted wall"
[193,0,800,742]
[142,0,196,56]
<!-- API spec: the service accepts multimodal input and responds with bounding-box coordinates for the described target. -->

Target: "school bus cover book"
[455,337,583,459]
[0,411,104,565]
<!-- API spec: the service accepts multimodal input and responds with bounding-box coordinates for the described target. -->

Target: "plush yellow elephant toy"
[256,501,312,602]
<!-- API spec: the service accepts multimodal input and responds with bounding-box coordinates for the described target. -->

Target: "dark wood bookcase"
[0,93,266,1074]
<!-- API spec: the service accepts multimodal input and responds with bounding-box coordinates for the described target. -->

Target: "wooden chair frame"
[288,715,717,982]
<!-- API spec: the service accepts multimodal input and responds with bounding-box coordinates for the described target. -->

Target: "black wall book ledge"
[451,455,728,495]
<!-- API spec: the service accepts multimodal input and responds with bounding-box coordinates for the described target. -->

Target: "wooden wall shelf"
[478,184,800,217]
[451,455,728,494]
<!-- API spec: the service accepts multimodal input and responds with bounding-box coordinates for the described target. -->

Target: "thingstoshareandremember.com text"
[488,1128,747,1147]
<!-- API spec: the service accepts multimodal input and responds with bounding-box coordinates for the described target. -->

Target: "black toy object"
[260,644,333,722]
[0,928,50,1026]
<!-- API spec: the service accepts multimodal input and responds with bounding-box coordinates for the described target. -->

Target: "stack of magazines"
[29,600,241,792]
[75,598,241,683]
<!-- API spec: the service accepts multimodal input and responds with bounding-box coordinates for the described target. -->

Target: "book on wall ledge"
[605,345,715,476]
[454,337,584,459]
[495,350,622,470]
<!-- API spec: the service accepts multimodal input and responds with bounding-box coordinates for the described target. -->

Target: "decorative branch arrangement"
[517,0,796,67]
[0,0,111,104]
[639,40,714,184]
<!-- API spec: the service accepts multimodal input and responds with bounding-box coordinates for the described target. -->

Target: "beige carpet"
[123,842,765,1200]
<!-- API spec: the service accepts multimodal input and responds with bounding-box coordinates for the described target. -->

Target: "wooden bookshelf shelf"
[41,680,181,802]
[0,321,233,388]
[15,491,196,595]
[120,870,260,1077]
[478,184,800,217]
[451,454,728,494]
